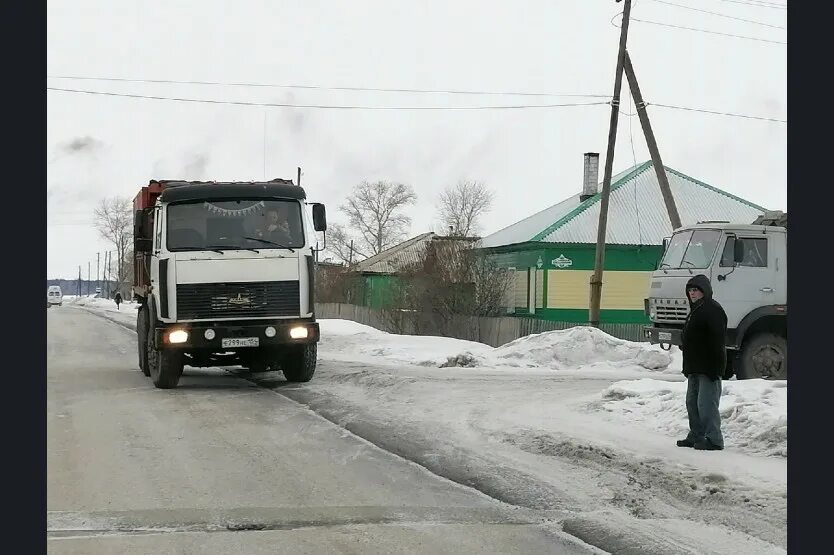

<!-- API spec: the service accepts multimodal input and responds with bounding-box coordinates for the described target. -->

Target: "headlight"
[168,329,189,344]
[265,326,277,338]
[289,326,308,339]
[204,329,216,340]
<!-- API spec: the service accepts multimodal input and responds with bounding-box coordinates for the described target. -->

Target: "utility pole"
[348,240,354,266]
[97,252,100,296]
[623,50,682,230]
[77,266,81,297]
[297,167,302,188]
[87,262,91,297]
[589,0,632,328]
[105,251,111,297]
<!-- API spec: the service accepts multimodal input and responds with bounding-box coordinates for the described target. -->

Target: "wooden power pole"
[589,0,632,328]
[623,50,682,230]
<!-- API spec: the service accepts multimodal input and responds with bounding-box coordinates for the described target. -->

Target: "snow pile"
[318,319,492,367]
[320,320,674,373]
[599,378,787,457]
[484,326,673,371]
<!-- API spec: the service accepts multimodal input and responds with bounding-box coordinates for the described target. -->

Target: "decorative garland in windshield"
[203,200,265,217]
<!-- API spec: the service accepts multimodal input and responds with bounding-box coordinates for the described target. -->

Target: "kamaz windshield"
[166,199,304,252]
[659,229,722,270]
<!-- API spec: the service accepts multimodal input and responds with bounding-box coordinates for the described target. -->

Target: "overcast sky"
[47,0,787,279]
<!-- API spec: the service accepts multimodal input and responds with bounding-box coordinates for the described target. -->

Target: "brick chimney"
[580,152,600,202]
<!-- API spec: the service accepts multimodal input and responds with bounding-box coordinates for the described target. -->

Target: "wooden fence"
[315,303,647,347]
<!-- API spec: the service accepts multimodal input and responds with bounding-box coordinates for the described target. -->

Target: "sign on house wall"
[551,254,573,269]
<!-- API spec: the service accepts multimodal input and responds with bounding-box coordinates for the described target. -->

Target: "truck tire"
[145,304,183,389]
[147,337,184,389]
[137,305,151,376]
[281,344,317,383]
[737,333,787,380]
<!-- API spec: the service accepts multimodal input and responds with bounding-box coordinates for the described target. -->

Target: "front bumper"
[154,320,320,350]
[643,325,682,346]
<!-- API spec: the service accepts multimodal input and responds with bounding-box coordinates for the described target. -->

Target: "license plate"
[658,332,672,341]
[221,337,259,348]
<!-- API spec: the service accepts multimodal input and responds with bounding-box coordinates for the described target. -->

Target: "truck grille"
[651,298,690,324]
[176,281,300,320]
[655,305,689,323]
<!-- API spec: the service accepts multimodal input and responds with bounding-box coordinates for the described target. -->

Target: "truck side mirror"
[733,238,745,264]
[312,203,327,232]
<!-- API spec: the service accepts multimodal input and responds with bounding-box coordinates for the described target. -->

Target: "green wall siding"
[486,243,663,272]
[485,243,660,324]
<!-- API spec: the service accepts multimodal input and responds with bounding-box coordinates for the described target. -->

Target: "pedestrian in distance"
[114,291,122,311]
[676,274,727,451]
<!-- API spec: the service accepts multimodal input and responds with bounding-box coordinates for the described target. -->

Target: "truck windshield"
[166,199,305,252]
[659,229,722,269]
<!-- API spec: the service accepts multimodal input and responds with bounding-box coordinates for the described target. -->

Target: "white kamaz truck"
[132,178,327,389]
[644,212,787,380]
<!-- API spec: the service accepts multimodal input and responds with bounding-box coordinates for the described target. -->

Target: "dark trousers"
[685,374,724,448]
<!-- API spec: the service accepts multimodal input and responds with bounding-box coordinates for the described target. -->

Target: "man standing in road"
[677,274,727,451]
[114,291,122,311]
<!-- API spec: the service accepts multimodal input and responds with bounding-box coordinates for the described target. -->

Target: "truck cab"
[132,178,327,389]
[644,219,787,380]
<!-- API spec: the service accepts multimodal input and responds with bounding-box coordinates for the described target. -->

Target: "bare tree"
[437,180,495,237]
[94,197,133,295]
[323,223,368,265]
[341,181,417,256]
[383,238,513,337]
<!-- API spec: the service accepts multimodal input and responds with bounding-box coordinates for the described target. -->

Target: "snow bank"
[599,378,787,457]
[318,319,493,367]
[483,326,672,371]
[320,320,675,373]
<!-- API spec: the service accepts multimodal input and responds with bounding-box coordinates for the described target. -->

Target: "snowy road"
[54,300,787,553]
[47,308,596,554]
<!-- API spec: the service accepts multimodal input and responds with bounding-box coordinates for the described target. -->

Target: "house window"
[513,269,528,309]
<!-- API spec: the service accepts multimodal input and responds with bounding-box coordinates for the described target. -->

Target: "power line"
[631,17,787,44]
[47,75,611,99]
[46,87,611,110]
[714,0,787,10]
[47,86,786,122]
[649,102,786,123]
[646,0,785,29]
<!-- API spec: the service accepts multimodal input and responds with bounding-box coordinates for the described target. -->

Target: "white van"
[47,286,63,307]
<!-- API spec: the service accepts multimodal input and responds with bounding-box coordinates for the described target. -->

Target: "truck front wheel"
[146,328,184,389]
[281,344,317,383]
[137,305,150,376]
[738,333,787,380]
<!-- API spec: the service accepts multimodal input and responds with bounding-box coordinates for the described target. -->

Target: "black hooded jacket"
[681,274,728,380]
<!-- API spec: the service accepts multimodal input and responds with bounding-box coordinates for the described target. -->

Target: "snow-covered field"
[67,303,787,551]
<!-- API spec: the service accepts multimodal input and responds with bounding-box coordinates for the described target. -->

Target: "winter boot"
[694,438,723,451]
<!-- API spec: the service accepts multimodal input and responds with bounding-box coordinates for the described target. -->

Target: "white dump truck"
[132,178,327,389]
[644,212,787,380]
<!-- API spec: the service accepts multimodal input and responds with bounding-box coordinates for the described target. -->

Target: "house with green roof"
[480,154,768,325]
